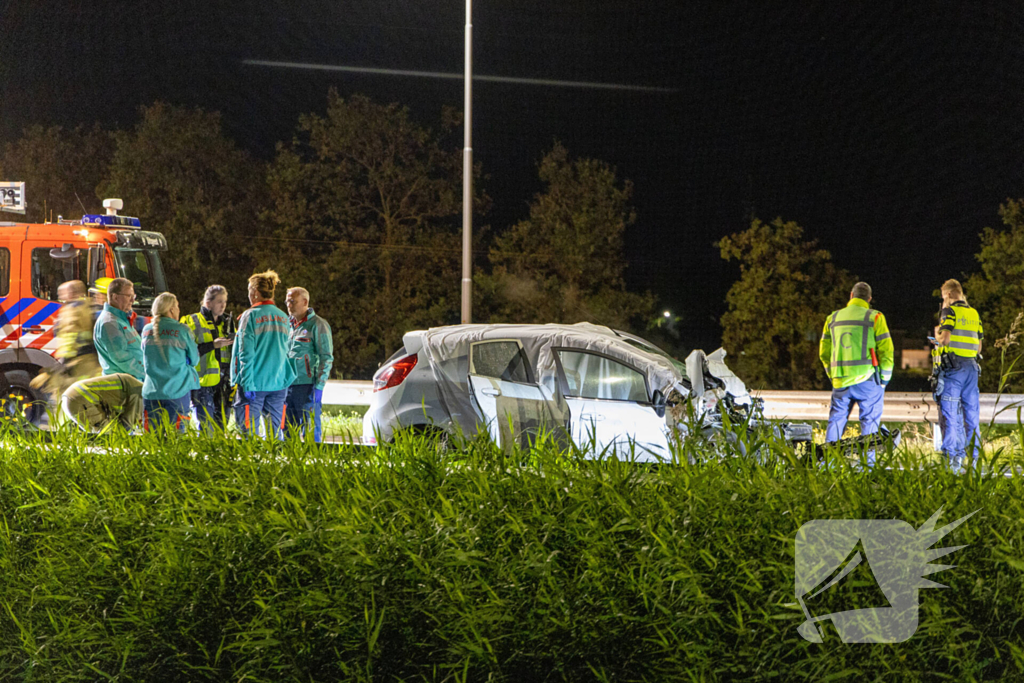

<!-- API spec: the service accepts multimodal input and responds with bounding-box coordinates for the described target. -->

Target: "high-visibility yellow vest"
[181,312,224,387]
[826,305,879,378]
[940,302,983,358]
[55,299,95,361]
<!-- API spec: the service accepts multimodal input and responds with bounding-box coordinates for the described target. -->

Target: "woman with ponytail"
[141,292,200,432]
[230,270,296,439]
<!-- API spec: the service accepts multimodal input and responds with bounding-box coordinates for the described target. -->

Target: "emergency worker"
[141,293,199,432]
[819,282,895,465]
[230,270,295,439]
[54,280,100,375]
[61,373,144,433]
[934,279,984,470]
[89,277,112,308]
[95,278,144,333]
[94,277,145,381]
[31,280,101,400]
[181,285,234,431]
[284,287,334,442]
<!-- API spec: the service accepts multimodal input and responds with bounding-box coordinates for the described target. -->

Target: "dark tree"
[479,142,653,330]
[259,91,483,378]
[718,217,854,390]
[0,124,113,222]
[100,102,262,310]
[966,199,1024,390]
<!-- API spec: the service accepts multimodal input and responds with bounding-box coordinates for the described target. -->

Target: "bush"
[0,425,1021,681]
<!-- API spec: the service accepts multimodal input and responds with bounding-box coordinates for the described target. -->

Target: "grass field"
[0,423,1022,682]
[321,406,366,441]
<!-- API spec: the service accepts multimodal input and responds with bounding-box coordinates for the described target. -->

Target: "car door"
[554,348,669,459]
[468,339,568,450]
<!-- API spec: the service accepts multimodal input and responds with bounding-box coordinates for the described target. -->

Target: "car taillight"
[373,354,418,392]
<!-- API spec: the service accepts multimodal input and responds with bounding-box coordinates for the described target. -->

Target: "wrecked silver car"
[363,322,812,461]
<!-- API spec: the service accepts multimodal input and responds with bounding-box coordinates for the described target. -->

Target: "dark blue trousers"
[939,360,981,468]
[233,389,287,440]
[826,378,886,465]
[285,383,323,443]
[144,395,192,433]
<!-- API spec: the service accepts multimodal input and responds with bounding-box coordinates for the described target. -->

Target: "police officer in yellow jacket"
[819,282,895,465]
[181,285,234,432]
[935,279,983,469]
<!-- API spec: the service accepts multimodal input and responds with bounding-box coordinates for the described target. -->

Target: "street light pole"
[460,0,473,324]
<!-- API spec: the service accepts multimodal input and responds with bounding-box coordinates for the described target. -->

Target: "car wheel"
[410,425,452,454]
[2,369,45,426]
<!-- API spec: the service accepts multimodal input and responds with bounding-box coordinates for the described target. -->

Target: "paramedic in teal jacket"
[284,286,334,442]
[141,293,200,432]
[230,270,296,439]
[94,277,145,381]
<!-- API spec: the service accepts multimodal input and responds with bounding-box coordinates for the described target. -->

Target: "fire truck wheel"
[2,369,45,425]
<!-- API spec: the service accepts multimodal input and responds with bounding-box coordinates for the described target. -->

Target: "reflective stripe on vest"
[829,306,877,375]
[943,305,982,358]
[188,313,221,387]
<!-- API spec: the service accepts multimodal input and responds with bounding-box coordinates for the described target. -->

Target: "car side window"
[471,340,532,383]
[556,350,648,402]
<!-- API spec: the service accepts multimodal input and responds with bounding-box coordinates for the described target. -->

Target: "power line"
[242,60,678,93]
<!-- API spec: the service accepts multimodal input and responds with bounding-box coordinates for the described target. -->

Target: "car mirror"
[651,389,667,418]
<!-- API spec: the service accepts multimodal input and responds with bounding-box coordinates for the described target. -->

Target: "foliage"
[0,425,1021,681]
[259,91,481,379]
[479,142,653,330]
[966,199,1024,390]
[718,217,854,390]
[0,124,113,222]
[100,102,263,310]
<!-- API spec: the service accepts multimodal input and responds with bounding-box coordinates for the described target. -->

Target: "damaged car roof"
[415,322,687,398]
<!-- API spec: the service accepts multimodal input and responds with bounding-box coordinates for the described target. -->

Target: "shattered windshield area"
[619,334,689,377]
[114,247,167,307]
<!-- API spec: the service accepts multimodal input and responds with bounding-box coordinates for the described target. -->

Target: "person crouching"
[142,293,200,433]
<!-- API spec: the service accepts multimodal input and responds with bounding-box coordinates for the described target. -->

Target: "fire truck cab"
[0,198,168,420]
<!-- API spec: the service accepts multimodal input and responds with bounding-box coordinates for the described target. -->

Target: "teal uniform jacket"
[230,301,297,393]
[141,318,201,400]
[94,303,145,381]
[287,308,334,390]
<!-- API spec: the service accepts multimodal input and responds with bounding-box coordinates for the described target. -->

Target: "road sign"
[0,182,25,214]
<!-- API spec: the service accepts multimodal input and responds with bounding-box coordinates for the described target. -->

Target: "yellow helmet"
[89,277,113,295]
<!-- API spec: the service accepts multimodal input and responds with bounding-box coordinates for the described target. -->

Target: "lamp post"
[461,0,473,324]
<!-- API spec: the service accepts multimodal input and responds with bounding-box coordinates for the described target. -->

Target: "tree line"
[6,91,1022,389]
[0,91,653,379]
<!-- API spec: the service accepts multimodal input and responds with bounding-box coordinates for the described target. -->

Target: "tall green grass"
[0,424,1022,682]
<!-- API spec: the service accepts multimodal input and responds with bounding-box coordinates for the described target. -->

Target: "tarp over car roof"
[413,322,689,431]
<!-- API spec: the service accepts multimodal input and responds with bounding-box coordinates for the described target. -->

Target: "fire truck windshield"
[114,247,167,307]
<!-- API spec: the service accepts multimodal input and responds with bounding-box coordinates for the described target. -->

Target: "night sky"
[3,1,1024,349]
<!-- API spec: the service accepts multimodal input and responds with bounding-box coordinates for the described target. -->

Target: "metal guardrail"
[754,391,1024,425]
[322,379,374,407]
[322,381,1024,450]
[323,380,1024,426]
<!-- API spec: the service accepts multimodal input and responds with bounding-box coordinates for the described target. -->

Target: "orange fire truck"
[0,198,168,421]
